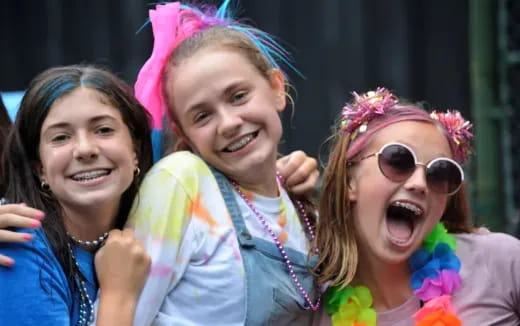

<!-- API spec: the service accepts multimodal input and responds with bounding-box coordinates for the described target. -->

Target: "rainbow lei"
[324,222,462,326]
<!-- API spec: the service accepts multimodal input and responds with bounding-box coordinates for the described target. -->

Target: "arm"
[0,230,73,325]
[0,203,45,266]
[124,164,195,326]
[95,229,151,326]
[277,150,319,195]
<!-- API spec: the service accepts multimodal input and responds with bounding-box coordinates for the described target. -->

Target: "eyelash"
[96,126,115,135]
[51,134,70,143]
[193,111,210,124]
[231,91,247,104]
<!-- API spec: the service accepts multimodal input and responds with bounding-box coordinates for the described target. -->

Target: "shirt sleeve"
[126,166,196,326]
[0,230,72,325]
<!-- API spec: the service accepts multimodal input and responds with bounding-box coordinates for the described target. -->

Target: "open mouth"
[70,169,112,182]
[385,201,424,246]
[223,131,259,153]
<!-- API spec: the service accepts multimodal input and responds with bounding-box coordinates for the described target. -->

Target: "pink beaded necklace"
[230,172,321,311]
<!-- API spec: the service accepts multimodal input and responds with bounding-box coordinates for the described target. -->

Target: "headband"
[134,1,299,160]
[341,88,473,163]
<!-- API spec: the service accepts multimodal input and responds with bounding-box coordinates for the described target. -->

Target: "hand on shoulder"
[0,203,45,267]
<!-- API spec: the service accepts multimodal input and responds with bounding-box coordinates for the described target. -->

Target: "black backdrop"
[0,0,469,159]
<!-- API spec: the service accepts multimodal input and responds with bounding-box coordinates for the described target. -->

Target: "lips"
[385,200,424,246]
[222,131,259,152]
[70,169,112,182]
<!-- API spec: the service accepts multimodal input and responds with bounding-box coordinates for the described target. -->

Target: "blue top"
[0,228,97,325]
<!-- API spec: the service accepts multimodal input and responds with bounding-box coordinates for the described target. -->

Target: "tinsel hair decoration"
[430,110,473,164]
[341,87,398,140]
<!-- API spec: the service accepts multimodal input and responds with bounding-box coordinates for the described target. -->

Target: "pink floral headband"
[341,88,473,163]
[430,110,473,164]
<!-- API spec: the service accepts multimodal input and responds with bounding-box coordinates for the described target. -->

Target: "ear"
[171,123,182,137]
[133,151,139,168]
[347,174,358,201]
[268,69,286,113]
[33,161,46,182]
[171,122,195,152]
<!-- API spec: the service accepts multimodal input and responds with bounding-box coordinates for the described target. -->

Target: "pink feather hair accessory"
[430,110,473,164]
[341,87,398,139]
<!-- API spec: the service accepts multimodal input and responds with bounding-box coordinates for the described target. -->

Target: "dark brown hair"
[2,64,153,296]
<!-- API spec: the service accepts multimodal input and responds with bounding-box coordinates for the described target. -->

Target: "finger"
[122,228,135,239]
[104,229,122,244]
[288,170,320,195]
[276,151,306,181]
[0,229,34,243]
[0,204,45,221]
[0,214,42,229]
[284,157,318,187]
[0,254,15,267]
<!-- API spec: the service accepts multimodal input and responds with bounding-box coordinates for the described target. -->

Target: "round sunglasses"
[350,142,464,195]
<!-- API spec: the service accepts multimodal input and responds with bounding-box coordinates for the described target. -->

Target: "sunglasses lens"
[426,159,463,194]
[378,144,416,181]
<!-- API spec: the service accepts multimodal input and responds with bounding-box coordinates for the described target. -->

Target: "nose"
[217,108,242,138]
[403,164,428,194]
[73,132,99,161]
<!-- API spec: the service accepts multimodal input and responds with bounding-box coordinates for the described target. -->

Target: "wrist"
[97,290,139,326]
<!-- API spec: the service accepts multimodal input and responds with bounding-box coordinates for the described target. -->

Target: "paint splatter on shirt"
[128,151,311,325]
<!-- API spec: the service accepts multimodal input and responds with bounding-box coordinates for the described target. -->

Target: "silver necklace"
[68,232,109,248]
[68,243,95,326]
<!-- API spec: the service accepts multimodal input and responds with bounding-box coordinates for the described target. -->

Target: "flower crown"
[341,88,473,163]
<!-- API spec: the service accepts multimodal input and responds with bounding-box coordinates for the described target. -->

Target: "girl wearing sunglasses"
[317,88,520,325]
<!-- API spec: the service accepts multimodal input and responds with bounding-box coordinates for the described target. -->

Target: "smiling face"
[38,87,137,216]
[348,120,452,265]
[167,46,286,190]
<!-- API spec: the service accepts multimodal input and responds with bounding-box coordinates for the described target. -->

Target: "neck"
[354,251,414,312]
[62,202,118,245]
[232,159,279,197]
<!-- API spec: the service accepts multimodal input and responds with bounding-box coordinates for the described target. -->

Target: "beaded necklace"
[68,232,109,248]
[230,172,321,311]
[68,242,95,326]
[325,222,462,326]
[66,232,107,325]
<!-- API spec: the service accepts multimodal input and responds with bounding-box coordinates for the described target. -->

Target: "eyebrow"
[185,80,245,114]
[43,115,119,132]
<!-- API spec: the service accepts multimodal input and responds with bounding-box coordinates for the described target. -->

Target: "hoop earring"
[134,167,141,177]
[41,180,50,191]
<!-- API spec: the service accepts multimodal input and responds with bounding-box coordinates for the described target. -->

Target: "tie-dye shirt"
[128,151,311,326]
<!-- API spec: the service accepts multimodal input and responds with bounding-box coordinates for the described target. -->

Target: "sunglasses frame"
[352,142,464,196]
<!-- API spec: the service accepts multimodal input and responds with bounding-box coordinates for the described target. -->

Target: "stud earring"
[40,180,50,191]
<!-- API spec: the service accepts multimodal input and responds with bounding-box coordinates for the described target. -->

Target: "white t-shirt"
[127,151,311,325]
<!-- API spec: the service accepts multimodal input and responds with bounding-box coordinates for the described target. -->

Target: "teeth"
[226,134,254,152]
[393,201,423,216]
[391,237,408,244]
[72,170,110,181]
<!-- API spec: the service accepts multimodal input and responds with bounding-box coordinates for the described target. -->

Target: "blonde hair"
[161,26,293,151]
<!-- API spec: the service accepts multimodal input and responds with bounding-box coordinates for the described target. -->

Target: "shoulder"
[140,151,215,196]
[0,228,69,296]
[455,232,520,270]
[0,229,73,323]
[0,228,58,263]
[150,151,212,178]
[455,231,520,253]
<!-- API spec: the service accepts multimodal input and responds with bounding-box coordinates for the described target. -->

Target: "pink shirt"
[321,232,520,325]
